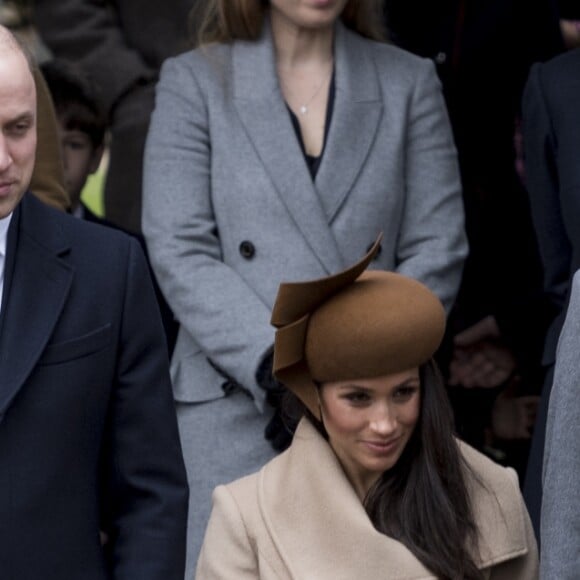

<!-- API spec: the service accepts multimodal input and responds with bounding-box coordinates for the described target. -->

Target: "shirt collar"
[0,212,13,257]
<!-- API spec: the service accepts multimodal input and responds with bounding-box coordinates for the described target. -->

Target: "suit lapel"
[315,23,383,222]
[0,195,73,421]
[232,21,344,275]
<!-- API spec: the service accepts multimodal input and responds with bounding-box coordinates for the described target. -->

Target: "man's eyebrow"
[6,112,34,126]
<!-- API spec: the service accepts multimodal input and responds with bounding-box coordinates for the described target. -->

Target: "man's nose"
[0,135,12,172]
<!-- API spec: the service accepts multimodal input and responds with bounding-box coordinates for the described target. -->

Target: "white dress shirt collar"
[0,212,14,313]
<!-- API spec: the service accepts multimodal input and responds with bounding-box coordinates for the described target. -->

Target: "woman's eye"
[393,386,418,401]
[343,391,371,404]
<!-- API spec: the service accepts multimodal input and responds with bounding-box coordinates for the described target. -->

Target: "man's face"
[57,125,102,210]
[0,48,36,219]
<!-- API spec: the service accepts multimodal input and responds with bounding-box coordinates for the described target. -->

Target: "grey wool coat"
[541,269,580,578]
[142,17,467,571]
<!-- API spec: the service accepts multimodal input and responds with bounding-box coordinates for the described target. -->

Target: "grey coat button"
[435,52,447,64]
[239,240,255,259]
[222,380,239,396]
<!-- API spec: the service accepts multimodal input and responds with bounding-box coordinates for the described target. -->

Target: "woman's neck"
[270,10,335,70]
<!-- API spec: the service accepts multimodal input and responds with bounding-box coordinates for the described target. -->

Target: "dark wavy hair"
[189,0,387,47]
[284,360,484,580]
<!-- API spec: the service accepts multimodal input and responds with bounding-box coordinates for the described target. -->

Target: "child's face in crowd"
[56,122,102,209]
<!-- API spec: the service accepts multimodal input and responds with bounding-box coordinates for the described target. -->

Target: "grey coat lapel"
[232,21,344,275]
[315,24,383,222]
[0,195,73,422]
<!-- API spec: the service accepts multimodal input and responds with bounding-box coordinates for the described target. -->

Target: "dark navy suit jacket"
[0,193,188,579]
[521,47,580,542]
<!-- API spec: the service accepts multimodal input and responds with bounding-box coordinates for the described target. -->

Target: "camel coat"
[196,420,538,579]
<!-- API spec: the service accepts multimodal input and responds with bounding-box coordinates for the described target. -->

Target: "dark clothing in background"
[521,47,580,541]
[34,0,199,233]
[384,0,564,462]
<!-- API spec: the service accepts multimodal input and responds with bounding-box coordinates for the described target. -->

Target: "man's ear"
[89,144,105,174]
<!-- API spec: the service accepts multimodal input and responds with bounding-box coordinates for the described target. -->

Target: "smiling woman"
[196,242,539,579]
[318,369,421,498]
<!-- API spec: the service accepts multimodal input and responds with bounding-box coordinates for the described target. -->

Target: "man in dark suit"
[384,0,564,469]
[0,26,188,579]
[34,0,199,233]
[521,45,580,542]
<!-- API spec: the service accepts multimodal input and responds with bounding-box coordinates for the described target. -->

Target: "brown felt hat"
[271,236,446,419]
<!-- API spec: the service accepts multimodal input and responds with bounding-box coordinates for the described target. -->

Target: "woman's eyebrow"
[398,377,420,386]
[337,384,371,391]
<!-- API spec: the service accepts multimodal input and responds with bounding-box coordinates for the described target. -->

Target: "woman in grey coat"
[142,0,467,573]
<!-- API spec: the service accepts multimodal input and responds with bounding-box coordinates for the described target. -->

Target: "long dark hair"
[364,361,484,579]
[189,0,387,47]
[284,360,484,579]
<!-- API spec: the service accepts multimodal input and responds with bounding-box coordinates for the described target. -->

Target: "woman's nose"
[369,404,397,435]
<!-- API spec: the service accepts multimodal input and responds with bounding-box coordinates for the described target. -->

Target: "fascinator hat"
[271,235,446,420]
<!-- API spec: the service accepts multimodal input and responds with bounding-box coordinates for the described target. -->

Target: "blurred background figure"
[0,1,22,28]
[40,57,179,354]
[34,0,200,233]
[383,0,565,477]
[143,0,466,572]
[520,0,580,540]
[559,0,580,48]
[40,59,105,219]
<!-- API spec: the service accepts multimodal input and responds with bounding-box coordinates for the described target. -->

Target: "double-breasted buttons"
[366,241,382,260]
[222,380,239,396]
[239,240,255,259]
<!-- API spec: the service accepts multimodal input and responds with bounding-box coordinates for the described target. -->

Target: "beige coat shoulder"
[196,420,537,579]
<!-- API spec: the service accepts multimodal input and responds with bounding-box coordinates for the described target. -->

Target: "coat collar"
[0,193,73,422]
[232,19,382,275]
[257,419,531,579]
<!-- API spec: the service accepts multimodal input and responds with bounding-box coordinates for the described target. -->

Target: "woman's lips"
[361,437,401,455]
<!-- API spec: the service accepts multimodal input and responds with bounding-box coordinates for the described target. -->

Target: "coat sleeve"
[34,0,157,115]
[196,485,259,579]
[394,59,468,313]
[142,56,274,401]
[540,271,580,579]
[102,237,189,580]
[30,67,70,211]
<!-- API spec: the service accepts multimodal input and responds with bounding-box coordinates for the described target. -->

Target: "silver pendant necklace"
[280,62,334,115]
